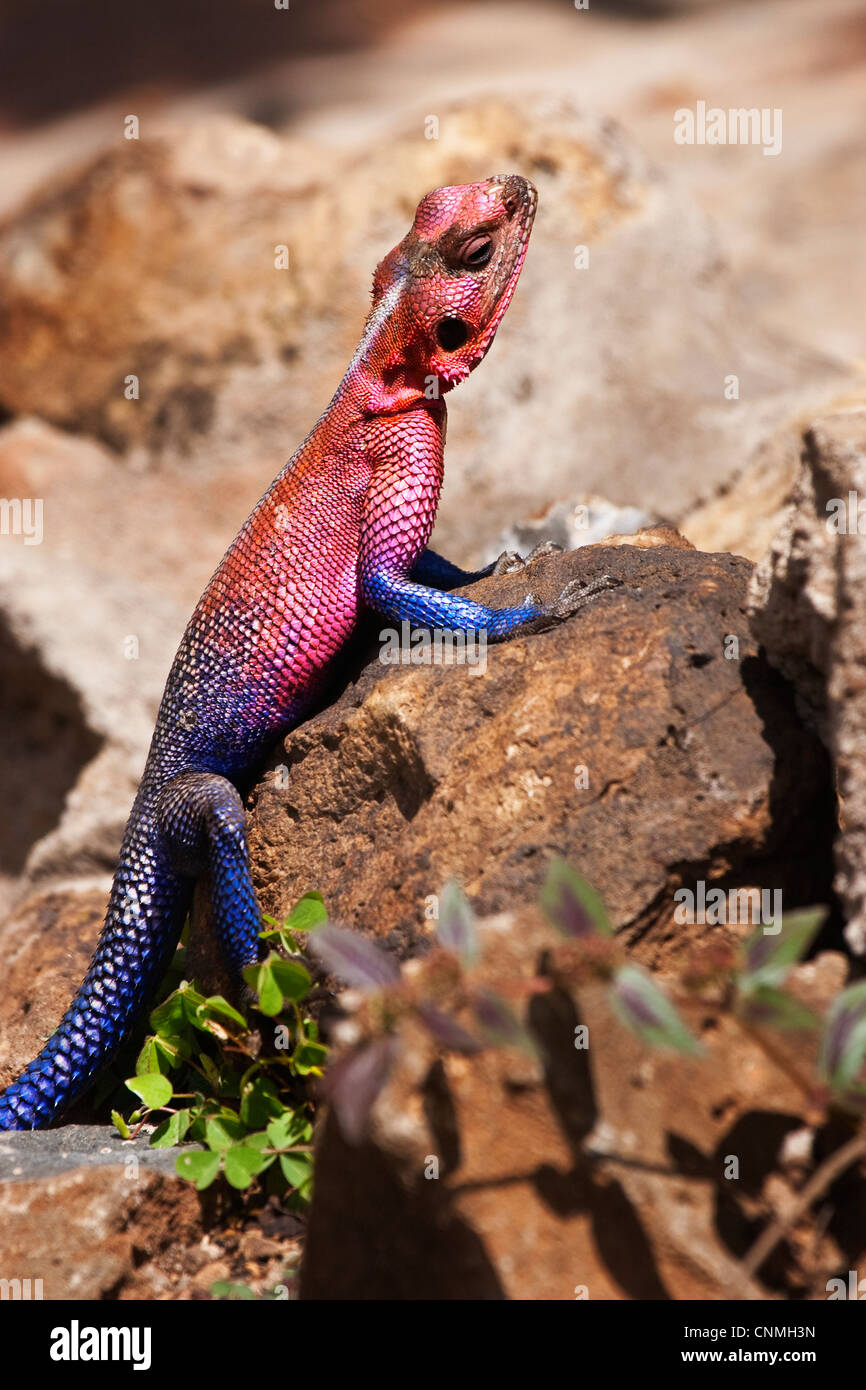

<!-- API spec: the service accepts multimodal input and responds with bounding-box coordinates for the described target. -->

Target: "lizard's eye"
[459,236,493,268]
[436,317,470,352]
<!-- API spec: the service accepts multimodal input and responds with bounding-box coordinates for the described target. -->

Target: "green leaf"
[540,859,612,939]
[211,1281,255,1300]
[199,1053,222,1089]
[819,981,866,1094]
[150,1109,192,1148]
[244,962,284,1016]
[266,1112,312,1150]
[224,1144,269,1189]
[240,1076,283,1129]
[126,1072,173,1109]
[741,907,826,989]
[202,995,248,1029]
[285,891,327,933]
[111,1110,131,1140]
[279,1151,314,1189]
[609,965,704,1056]
[176,1150,221,1190]
[149,990,189,1039]
[270,958,312,1002]
[204,1113,246,1151]
[293,1040,328,1074]
[135,1035,175,1076]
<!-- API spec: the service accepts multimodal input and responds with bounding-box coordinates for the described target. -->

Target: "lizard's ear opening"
[435,317,470,352]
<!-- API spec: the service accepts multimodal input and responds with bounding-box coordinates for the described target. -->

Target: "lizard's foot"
[490,540,565,576]
[518,573,623,634]
[549,572,623,618]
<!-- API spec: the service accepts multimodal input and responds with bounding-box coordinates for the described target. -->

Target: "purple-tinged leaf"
[819,981,866,1094]
[435,880,480,965]
[308,923,400,992]
[324,1037,400,1144]
[539,859,611,940]
[472,989,538,1057]
[416,1002,483,1054]
[741,907,826,989]
[736,985,817,1032]
[609,965,704,1056]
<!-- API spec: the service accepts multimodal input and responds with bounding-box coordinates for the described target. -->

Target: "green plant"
[111,892,328,1200]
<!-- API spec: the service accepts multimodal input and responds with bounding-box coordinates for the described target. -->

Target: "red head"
[357,175,537,411]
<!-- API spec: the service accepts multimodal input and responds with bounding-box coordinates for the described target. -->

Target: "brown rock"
[300,909,858,1300]
[247,538,834,964]
[0,1165,201,1300]
[0,888,106,1087]
[749,409,866,951]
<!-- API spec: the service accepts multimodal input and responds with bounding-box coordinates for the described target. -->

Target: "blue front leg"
[410,548,495,591]
[362,566,540,640]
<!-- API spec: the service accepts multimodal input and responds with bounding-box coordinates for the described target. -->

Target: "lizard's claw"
[550,572,622,618]
[490,549,526,576]
[518,573,623,634]
[525,540,564,563]
[490,540,564,576]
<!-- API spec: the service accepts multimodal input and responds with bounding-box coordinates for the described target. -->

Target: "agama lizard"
[0,175,605,1128]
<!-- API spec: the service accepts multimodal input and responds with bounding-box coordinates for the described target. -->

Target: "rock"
[246,536,834,966]
[0,1126,304,1299]
[0,1127,202,1299]
[749,410,866,952]
[0,888,106,1087]
[299,907,856,1300]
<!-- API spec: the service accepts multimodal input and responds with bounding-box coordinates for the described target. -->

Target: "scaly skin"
[0,174,575,1129]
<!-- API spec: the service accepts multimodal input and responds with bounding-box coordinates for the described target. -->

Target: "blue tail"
[0,794,191,1130]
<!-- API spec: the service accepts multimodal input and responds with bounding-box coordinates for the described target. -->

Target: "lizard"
[0,174,611,1129]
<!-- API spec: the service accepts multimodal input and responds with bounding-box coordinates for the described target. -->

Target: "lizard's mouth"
[476,174,537,349]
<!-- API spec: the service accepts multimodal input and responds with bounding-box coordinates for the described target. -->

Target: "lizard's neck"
[338,279,439,417]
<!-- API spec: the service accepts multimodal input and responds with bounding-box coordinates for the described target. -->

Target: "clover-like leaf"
[126,1072,173,1109]
[224,1144,270,1190]
[609,965,703,1056]
[150,1109,192,1148]
[240,1075,283,1129]
[175,1149,221,1190]
[279,1151,314,1190]
[308,923,400,991]
[285,891,328,933]
[435,880,480,966]
[204,1113,246,1152]
[269,958,312,1002]
[540,859,612,939]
